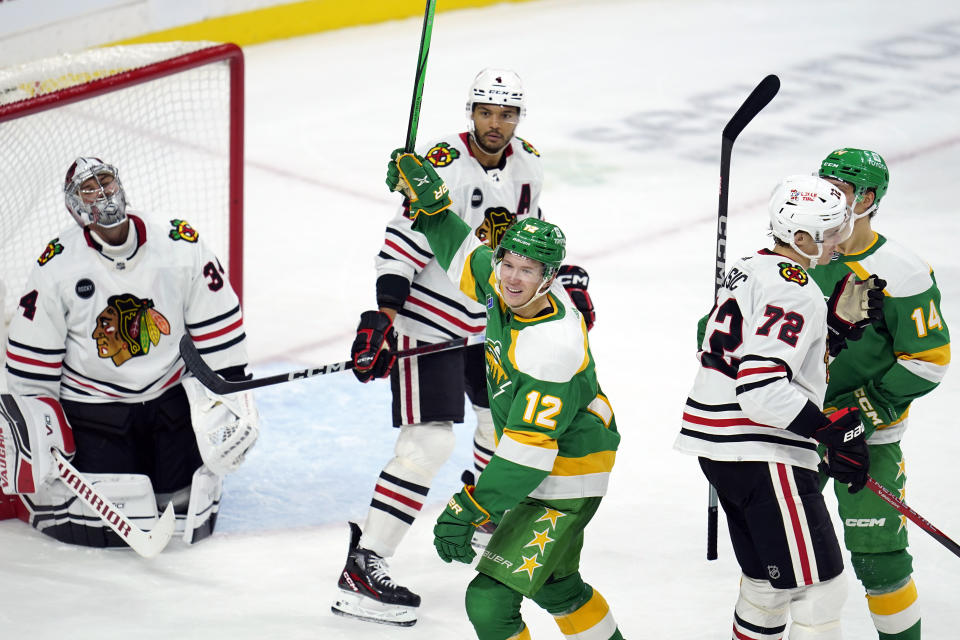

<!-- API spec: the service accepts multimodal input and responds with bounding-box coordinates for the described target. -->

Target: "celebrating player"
[380,151,623,638]
[811,148,949,640]
[334,68,594,625]
[0,157,258,547]
[675,175,885,638]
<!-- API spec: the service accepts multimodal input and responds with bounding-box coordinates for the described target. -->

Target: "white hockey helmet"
[465,68,526,126]
[768,174,852,267]
[64,157,127,229]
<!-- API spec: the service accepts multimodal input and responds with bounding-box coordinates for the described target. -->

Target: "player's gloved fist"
[557,264,595,331]
[351,310,397,383]
[433,485,491,564]
[386,149,452,219]
[814,407,870,493]
[826,273,886,357]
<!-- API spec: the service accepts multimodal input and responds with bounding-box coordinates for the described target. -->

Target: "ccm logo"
[843,423,865,443]
[846,517,886,527]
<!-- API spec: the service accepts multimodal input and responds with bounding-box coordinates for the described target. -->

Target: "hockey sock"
[851,550,920,638]
[531,574,622,640]
[465,573,526,640]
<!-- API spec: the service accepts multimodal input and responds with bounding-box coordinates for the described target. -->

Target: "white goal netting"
[0,42,244,328]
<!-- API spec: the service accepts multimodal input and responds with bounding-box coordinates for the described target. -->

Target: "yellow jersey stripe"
[897,343,951,366]
[552,450,616,476]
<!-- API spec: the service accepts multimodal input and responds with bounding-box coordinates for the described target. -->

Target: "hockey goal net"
[0,42,244,328]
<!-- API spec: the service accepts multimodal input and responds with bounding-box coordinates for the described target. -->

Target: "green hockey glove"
[386,149,452,219]
[825,385,896,439]
[433,485,491,564]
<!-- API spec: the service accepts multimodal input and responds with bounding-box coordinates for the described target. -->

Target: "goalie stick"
[179,333,485,395]
[708,74,781,561]
[51,449,175,558]
[866,476,960,559]
[404,0,437,152]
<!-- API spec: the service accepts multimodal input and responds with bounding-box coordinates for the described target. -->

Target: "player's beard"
[473,130,512,155]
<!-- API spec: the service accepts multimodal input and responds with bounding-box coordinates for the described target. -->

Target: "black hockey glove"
[350,311,397,383]
[557,264,595,331]
[826,273,885,357]
[814,407,870,494]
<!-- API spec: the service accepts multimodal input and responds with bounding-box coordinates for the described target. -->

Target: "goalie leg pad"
[0,394,75,494]
[361,421,455,556]
[180,465,222,544]
[20,472,159,548]
[734,575,790,639]
[788,574,846,639]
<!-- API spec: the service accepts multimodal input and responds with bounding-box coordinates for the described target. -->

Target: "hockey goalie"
[0,157,258,549]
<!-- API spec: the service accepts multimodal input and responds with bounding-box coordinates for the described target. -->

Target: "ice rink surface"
[3,0,960,637]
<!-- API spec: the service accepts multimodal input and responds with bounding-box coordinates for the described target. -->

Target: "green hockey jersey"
[412,211,620,521]
[811,232,950,443]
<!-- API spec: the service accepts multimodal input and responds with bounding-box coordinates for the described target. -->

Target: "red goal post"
[0,42,245,327]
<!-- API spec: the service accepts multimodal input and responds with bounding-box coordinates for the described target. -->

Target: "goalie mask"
[769,175,852,269]
[493,219,565,309]
[64,157,127,228]
[466,68,525,151]
[819,147,889,220]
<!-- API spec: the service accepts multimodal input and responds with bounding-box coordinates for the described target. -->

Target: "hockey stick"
[866,476,960,559]
[404,0,437,152]
[51,449,175,558]
[178,333,485,395]
[708,74,781,561]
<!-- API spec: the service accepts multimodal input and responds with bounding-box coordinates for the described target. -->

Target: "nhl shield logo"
[767,565,781,580]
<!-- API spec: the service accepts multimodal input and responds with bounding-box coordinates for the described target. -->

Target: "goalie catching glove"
[386,149,452,219]
[557,264,595,331]
[182,378,259,476]
[433,484,492,564]
[0,394,75,494]
[826,273,885,357]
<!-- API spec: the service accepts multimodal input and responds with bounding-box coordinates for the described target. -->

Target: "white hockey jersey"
[674,250,830,471]
[376,132,544,341]
[5,214,247,403]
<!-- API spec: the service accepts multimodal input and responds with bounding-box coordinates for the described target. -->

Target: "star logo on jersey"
[524,528,554,554]
[518,137,540,157]
[425,142,460,168]
[37,239,64,266]
[91,294,171,367]
[777,262,808,286]
[536,507,566,529]
[512,554,542,580]
[169,219,199,243]
[896,457,906,481]
[475,207,516,248]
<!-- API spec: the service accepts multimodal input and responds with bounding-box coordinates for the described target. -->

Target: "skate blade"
[331,592,417,627]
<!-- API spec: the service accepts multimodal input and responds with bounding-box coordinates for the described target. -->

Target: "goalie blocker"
[0,383,258,548]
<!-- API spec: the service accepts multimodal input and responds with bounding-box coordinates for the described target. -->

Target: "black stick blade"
[722,74,780,143]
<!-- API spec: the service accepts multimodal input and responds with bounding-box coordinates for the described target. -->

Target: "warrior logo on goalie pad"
[92,294,171,366]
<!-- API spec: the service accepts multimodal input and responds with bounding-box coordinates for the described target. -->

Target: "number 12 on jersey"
[523,391,562,429]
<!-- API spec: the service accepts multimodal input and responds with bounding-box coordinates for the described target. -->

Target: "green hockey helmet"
[494,218,566,280]
[819,148,889,218]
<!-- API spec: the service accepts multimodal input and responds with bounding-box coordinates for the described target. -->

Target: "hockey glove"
[351,310,397,383]
[433,485,491,564]
[826,385,896,440]
[387,149,452,219]
[182,378,260,476]
[826,273,885,357]
[814,407,870,493]
[557,264,595,331]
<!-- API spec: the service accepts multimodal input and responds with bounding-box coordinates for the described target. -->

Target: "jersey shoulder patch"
[169,219,199,243]
[424,141,462,168]
[775,260,809,286]
[516,136,540,157]
[37,238,64,266]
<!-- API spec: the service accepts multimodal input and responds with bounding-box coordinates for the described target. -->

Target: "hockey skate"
[331,522,421,626]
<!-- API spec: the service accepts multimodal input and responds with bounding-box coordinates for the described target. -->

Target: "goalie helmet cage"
[0,42,244,325]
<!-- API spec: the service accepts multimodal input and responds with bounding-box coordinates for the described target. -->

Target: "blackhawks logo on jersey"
[92,294,171,367]
[777,262,808,286]
[425,142,460,168]
[37,239,64,266]
[518,137,540,157]
[476,207,516,248]
[169,219,199,243]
